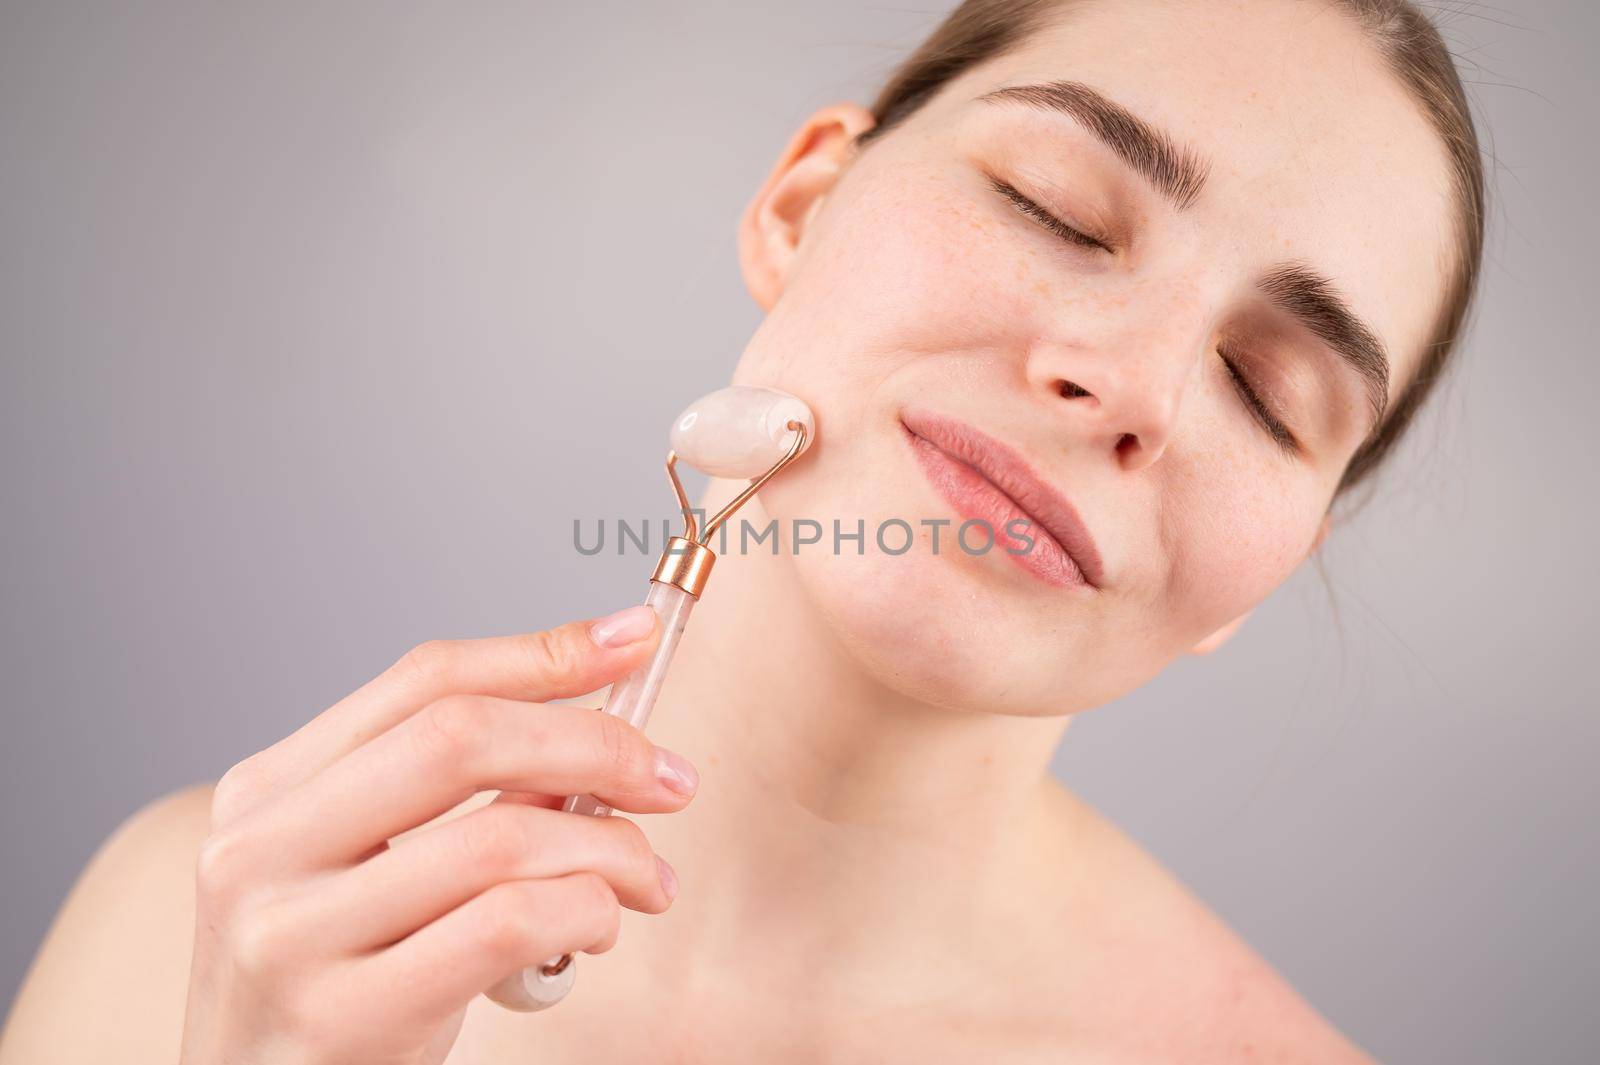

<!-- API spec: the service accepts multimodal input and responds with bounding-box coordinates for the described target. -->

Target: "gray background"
[1,2,1594,1061]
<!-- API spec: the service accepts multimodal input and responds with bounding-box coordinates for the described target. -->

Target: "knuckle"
[573,873,621,953]
[606,816,656,874]
[475,883,538,959]
[194,830,252,904]
[395,638,457,688]
[229,901,296,981]
[459,806,533,871]
[411,694,490,766]
[592,713,650,789]
[519,626,583,682]
[578,869,616,909]
[211,755,270,825]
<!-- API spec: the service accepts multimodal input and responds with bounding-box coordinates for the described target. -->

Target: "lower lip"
[899,420,1089,590]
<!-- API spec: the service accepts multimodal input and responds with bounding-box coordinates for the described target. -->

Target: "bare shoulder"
[1030,784,1379,1064]
[0,781,217,1064]
[1137,878,1378,1063]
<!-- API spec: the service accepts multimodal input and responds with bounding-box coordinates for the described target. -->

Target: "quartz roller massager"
[483,385,814,1012]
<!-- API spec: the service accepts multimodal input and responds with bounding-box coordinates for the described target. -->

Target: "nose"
[1023,280,1213,471]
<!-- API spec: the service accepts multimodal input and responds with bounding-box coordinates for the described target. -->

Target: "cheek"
[754,428,1109,716]
[737,153,1328,709]
[800,176,1319,641]
[752,434,1031,711]
[767,159,1070,365]
[1162,431,1322,641]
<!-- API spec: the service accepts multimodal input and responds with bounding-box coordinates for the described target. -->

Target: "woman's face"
[732,0,1455,715]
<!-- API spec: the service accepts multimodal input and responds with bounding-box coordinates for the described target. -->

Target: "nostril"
[1058,379,1092,399]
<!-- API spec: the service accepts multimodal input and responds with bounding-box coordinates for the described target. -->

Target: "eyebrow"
[976,79,1392,432]
[1258,262,1390,431]
[976,80,1209,209]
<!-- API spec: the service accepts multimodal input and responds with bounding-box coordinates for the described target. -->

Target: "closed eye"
[1218,343,1301,457]
[987,176,1112,253]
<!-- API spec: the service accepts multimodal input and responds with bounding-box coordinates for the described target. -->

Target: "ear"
[738,102,878,311]
[1188,610,1252,656]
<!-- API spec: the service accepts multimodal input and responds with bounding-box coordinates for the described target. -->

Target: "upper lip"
[899,408,1105,589]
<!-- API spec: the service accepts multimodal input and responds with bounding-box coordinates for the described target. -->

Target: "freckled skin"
[0,8,1467,1064]
[733,0,1454,718]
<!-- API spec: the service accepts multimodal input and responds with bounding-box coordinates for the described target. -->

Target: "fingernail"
[656,853,678,902]
[652,745,699,797]
[589,605,656,649]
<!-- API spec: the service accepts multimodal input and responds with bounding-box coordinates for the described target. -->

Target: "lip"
[899,408,1104,590]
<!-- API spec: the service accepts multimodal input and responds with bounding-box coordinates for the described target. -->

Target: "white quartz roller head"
[669,386,814,478]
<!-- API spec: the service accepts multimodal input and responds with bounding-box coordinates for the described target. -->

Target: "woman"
[0,0,1485,1061]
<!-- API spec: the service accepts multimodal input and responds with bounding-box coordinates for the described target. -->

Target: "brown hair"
[854,0,1486,501]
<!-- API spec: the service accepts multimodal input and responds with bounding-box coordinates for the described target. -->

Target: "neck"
[625,477,1079,997]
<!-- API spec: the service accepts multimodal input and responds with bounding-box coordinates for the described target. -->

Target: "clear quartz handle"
[481,579,696,1011]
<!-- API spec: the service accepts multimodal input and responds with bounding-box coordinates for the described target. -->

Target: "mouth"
[898,408,1104,591]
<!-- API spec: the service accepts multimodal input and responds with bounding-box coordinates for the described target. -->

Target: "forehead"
[925,0,1458,399]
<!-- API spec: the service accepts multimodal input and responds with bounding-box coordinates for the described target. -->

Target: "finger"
[354,873,623,1028]
[212,605,661,826]
[237,697,698,869]
[290,803,675,954]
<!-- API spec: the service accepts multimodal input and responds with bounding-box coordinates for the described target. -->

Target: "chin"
[763,466,1111,718]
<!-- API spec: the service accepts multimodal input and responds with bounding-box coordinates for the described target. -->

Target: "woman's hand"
[177,605,697,1065]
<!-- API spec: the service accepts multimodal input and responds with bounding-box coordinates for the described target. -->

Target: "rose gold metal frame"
[536,418,809,982]
[649,419,809,597]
